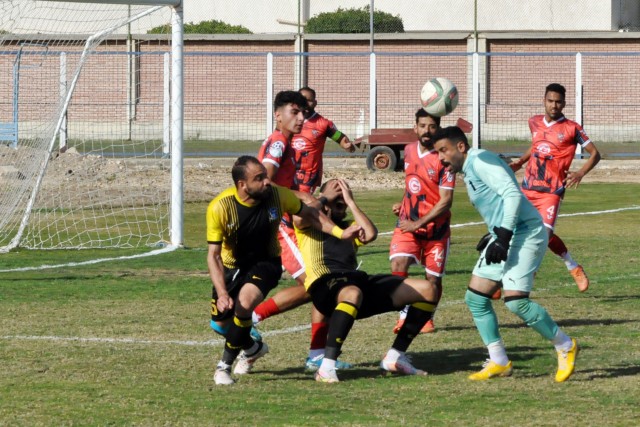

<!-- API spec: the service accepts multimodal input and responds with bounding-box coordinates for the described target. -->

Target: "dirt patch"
[182,157,640,202]
[23,152,638,206]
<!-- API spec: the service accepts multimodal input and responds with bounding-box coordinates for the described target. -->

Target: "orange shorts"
[389,228,449,277]
[277,222,305,279]
[522,189,562,231]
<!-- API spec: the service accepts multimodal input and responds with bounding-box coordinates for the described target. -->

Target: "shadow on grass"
[580,364,640,380]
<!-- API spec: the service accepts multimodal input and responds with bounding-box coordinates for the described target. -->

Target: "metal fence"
[2,48,639,158]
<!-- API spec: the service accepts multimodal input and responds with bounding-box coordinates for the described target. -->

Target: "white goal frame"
[5,0,184,251]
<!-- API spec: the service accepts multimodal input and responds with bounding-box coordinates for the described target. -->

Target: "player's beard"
[247,185,271,201]
[419,133,434,150]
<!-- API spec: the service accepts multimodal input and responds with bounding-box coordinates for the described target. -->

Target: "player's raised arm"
[336,179,377,243]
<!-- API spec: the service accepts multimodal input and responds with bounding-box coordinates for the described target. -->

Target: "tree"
[148,19,251,34]
[305,6,404,34]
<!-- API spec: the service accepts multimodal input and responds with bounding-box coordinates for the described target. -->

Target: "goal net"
[0,0,183,253]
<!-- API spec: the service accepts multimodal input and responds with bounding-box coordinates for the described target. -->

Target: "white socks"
[551,329,573,352]
[487,340,509,366]
[561,252,579,271]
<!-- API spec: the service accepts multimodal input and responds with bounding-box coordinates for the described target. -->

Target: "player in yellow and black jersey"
[294,179,441,383]
[207,156,360,386]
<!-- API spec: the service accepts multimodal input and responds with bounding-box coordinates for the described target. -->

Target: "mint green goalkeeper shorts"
[472,225,548,293]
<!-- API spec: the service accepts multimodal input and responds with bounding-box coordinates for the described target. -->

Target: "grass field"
[1,183,639,426]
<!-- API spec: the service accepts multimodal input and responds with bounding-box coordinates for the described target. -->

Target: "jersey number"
[546,205,555,220]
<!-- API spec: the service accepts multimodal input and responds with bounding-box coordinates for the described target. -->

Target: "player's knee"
[504,296,532,321]
[465,288,492,315]
[390,256,412,273]
[337,285,363,307]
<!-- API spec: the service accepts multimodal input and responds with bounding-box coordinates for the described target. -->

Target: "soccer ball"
[420,77,459,117]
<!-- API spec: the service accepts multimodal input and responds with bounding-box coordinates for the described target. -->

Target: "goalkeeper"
[432,126,578,383]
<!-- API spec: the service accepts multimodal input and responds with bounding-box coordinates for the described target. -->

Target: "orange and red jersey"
[257,129,297,188]
[523,115,591,195]
[291,112,343,193]
[398,141,455,239]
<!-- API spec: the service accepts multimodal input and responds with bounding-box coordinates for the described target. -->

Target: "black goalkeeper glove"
[485,227,513,265]
[476,233,491,252]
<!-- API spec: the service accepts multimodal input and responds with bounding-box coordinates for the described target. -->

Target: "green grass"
[1,183,639,426]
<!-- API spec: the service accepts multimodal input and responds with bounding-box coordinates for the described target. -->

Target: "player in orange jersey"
[292,86,356,193]
[389,108,455,334]
[510,83,601,292]
[255,89,355,371]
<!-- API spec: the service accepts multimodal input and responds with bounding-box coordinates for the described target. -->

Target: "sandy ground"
[182,157,640,202]
[2,146,637,207]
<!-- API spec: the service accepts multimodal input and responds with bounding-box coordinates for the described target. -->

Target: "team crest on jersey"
[268,141,285,158]
[557,132,565,141]
[408,177,421,193]
[312,130,319,137]
[536,143,551,155]
[445,171,454,182]
[427,168,435,178]
[268,207,278,221]
[292,138,306,150]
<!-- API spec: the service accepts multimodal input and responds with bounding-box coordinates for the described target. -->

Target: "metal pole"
[370,0,374,53]
[170,3,184,247]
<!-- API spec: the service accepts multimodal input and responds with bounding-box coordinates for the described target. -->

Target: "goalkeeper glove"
[485,227,513,265]
[476,233,491,252]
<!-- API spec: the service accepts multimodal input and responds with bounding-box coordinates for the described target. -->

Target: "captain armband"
[330,130,343,142]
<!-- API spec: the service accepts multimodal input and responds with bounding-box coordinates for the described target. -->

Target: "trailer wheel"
[366,146,397,171]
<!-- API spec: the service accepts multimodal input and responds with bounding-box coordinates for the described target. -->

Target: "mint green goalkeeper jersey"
[462,149,542,237]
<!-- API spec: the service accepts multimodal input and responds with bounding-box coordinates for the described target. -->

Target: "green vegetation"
[148,19,251,35]
[306,6,404,34]
[1,184,639,425]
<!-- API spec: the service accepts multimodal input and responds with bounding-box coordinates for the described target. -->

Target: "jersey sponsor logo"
[408,177,421,193]
[536,143,551,155]
[268,141,285,158]
[292,138,306,150]
[268,207,278,221]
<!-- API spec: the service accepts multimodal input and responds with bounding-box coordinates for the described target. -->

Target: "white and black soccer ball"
[420,77,459,117]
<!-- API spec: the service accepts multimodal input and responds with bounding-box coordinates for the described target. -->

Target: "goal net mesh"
[0,1,174,251]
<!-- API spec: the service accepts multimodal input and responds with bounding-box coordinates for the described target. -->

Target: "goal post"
[0,0,184,253]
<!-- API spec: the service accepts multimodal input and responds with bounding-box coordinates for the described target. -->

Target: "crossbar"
[41,0,182,6]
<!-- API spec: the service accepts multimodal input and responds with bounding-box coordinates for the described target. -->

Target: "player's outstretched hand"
[485,227,513,265]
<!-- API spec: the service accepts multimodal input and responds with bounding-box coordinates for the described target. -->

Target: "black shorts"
[308,271,405,319]
[211,258,282,322]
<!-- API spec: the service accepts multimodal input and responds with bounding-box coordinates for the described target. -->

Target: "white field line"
[0,244,178,273]
[378,205,640,236]
[2,205,638,348]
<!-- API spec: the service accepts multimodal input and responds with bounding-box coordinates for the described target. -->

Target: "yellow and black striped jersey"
[206,184,302,269]
[295,220,361,290]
